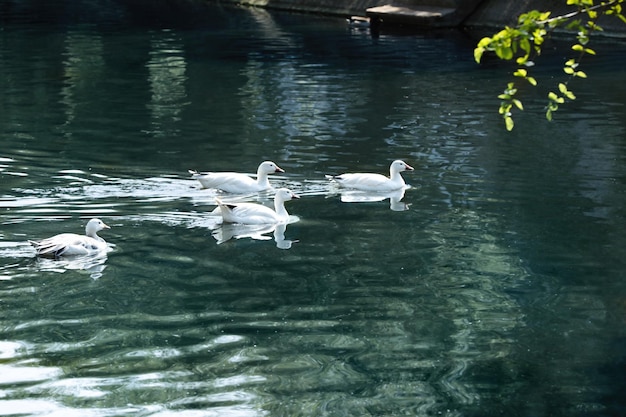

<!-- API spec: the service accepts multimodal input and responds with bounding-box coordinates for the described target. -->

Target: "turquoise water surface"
[1,1,626,416]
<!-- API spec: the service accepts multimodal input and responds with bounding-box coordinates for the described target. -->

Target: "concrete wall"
[230,0,385,17]
[465,0,626,34]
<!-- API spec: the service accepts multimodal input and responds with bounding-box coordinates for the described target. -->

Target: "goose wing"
[30,233,106,257]
[330,173,397,191]
[217,201,279,224]
[190,171,261,192]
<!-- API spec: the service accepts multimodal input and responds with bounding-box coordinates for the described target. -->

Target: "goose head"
[275,188,299,203]
[85,218,110,237]
[259,161,285,175]
[390,160,414,175]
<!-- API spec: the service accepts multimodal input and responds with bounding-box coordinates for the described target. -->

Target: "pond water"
[1,1,626,416]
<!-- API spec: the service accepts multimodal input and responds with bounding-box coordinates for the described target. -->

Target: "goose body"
[30,218,110,258]
[326,160,414,191]
[216,188,299,225]
[189,161,284,193]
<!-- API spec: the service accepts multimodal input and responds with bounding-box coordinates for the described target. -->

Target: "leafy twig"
[474,0,625,131]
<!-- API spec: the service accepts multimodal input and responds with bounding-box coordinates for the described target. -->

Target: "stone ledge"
[366,4,456,27]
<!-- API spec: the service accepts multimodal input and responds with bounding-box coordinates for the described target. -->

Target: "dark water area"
[1,1,626,416]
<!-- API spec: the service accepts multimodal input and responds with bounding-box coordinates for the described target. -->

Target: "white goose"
[189,161,284,193]
[325,160,414,191]
[215,188,299,225]
[29,218,110,258]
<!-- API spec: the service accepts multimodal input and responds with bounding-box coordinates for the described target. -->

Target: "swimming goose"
[325,160,414,191]
[215,188,299,225]
[189,161,284,193]
[29,218,110,258]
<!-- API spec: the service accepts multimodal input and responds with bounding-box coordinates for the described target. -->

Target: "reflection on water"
[147,31,188,138]
[213,218,299,249]
[33,251,109,279]
[331,186,411,211]
[1,1,626,416]
[424,207,525,406]
[62,31,105,128]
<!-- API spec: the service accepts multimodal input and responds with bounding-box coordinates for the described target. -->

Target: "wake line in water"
[1,170,415,262]
[3,170,398,226]
[6,172,336,208]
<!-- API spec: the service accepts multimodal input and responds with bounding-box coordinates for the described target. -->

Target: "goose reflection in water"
[333,187,410,211]
[33,252,109,279]
[212,219,299,249]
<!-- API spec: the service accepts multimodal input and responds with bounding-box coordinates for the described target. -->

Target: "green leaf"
[498,94,511,100]
[546,109,553,121]
[474,47,484,63]
[575,70,588,78]
[584,47,596,55]
[587,22,604,31]
[520,37,531,55]
[477,37,493,48]
[503,83,518,95]
[572,44,584,51]
[513,68,528,77]
[558,83,568,94]
[526,77,537,86]
[564,67,575,74]
[548,92,565,104]
[513,99,524,110]
[496,45,514,60]
[565,91,577,100]
[505,116,514,131]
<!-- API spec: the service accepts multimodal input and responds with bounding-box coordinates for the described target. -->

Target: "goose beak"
[291,193,300,199]
[275,166,285,173]
[405,163,414,171]
[102,223,111,229]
